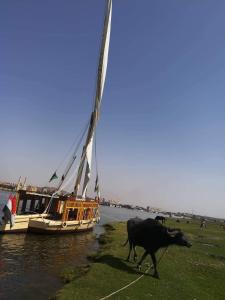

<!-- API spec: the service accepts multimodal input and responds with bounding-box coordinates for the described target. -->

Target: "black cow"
[155,215,166,224]
[124,218,191,278]
[123,217,143,261]
[124,217,180,262]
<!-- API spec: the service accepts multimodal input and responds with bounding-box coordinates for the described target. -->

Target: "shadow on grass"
[209,254,225,261]
[99,255,157,279]
[95,254,150,275]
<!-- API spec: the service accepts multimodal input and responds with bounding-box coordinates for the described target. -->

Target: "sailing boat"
[28,0,112,233]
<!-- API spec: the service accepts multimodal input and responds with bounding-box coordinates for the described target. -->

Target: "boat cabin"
[16,190,58,215]
[46,195,99,222]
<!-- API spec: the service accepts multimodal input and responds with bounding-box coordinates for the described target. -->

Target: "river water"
[0,190,155,300]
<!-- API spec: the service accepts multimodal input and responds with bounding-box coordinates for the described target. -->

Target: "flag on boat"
[2,194,17,228]
[49,171,58,182]
[11,194,17,214]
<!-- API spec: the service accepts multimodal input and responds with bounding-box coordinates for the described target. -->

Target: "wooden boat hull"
[0,214,49,233]
[28,217,100,234]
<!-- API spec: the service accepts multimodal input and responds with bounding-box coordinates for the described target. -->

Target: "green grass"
[56,220,225,300]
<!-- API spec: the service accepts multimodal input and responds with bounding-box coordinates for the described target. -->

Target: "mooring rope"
[98,236,168,300]
[99,265,151,300]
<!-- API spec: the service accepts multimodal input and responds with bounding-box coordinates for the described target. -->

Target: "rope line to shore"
[99,264,151,300]
[98,239,168,300]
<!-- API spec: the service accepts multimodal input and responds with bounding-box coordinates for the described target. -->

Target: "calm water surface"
[0,191,155,300]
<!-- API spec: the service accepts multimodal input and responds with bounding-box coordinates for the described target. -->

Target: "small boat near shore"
[0,189,53,233]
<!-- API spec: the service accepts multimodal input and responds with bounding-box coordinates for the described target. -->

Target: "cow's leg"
[137,250,148,270]
[126,241,132,261]
[133,245,137,261]
[150,252,159,279]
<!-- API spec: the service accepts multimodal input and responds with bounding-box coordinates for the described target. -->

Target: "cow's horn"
[167,228,179,235]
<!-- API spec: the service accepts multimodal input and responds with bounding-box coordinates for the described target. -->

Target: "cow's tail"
[122,238,128,247]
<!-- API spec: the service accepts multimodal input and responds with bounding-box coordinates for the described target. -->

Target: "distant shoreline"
[0,187,13,192]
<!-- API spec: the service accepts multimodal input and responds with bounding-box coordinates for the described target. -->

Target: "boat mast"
[74,0,112,198]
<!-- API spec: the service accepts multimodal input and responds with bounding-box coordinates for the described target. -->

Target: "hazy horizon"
[1,0,225,219]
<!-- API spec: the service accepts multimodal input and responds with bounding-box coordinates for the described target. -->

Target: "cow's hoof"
[137,264,142,271]
[153,273,160,279]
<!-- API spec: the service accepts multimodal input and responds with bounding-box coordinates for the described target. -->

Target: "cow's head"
[169,231,192,248]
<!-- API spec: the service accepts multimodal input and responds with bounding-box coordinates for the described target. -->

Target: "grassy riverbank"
[57,219,225,299]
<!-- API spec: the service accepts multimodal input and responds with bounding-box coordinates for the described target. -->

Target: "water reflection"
[0,231,99,300]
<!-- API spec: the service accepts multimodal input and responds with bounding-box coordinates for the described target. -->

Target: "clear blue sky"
[1,0,225,218]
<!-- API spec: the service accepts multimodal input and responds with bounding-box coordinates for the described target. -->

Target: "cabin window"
[68,208,78,221]
[58,201,64,214]
[27,200,32,211]
[17,201,23,214]
[83,208,88,220]
[93,208,98,217]
[21,199,28,213]
[34,200,39,210]
[35,199,46,213]
[29,199,36,212]
[83,208,92,220]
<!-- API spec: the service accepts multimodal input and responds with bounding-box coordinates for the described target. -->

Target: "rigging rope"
[41,119,89,196]
[44,164,80,213]
[57,164,80,195]
[55,119,89,173]
[56,120,90,190]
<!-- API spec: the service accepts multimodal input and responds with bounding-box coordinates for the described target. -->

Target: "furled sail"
[94,174,100,198]
[74,0,112,197]
[81,137,93,198]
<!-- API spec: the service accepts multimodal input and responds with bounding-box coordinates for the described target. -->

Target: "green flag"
[49,171,58,182]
